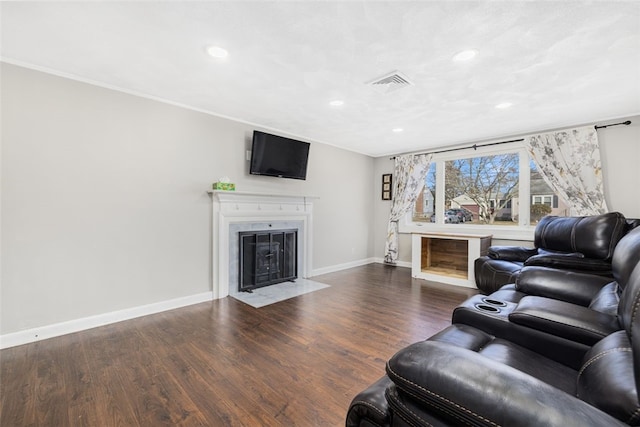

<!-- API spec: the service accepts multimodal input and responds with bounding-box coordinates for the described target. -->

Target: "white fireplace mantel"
[208,190,317,299]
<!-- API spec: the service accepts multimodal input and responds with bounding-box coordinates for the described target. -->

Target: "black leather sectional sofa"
[346,214,640,427]
[474,211,640,294]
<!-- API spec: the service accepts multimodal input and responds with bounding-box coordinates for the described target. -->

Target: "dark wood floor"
[0,264,477,426]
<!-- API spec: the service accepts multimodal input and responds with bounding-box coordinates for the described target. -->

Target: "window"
[412,163,436,222]
[445,153,519,224]
[409,144,572,236]
[529,163,568,223]
[532,195,553,206]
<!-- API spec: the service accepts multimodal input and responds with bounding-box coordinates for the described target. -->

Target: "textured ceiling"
[1,1,639,157]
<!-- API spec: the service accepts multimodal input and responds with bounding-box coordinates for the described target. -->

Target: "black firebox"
[239,229,297,292]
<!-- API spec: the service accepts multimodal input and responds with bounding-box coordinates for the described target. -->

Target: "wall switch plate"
[246,150,252,161]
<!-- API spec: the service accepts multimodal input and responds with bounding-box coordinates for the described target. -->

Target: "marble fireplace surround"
[209,190,316,299]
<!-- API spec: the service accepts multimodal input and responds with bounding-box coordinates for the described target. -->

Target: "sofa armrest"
[385,341,626,427]
[509,296,620,345]
[488,246,537,261]
[346,376,391,427]
[516,266,613,306]
[524,253,612,274]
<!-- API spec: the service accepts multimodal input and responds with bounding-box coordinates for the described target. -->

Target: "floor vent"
[368,71,413,94]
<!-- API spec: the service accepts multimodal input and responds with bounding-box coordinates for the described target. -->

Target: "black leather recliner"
[347,225,640,427]
[479,221,640,310]
[452,225,640,368]
[474,212,638,294]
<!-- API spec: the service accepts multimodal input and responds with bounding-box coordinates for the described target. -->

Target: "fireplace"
[239,229,297,291]
[209,190,316,299]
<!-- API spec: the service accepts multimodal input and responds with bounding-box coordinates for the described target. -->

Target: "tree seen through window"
[412,151,571,225]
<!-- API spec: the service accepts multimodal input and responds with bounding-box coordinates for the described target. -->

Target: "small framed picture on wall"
[382,174,392,200]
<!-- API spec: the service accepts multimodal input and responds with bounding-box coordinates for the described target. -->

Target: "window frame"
[532,195,553,206]
[399,142,535,241]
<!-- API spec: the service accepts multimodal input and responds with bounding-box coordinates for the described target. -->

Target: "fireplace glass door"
[239,229,297,291]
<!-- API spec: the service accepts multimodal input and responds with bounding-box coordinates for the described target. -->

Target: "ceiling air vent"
[367,71,413,94]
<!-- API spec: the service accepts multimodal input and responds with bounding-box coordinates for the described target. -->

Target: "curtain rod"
[389,120,632,160]
[389,138,524,160]
[594,120,631,130]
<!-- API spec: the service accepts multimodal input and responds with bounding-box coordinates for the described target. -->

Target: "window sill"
[399,222,535,242]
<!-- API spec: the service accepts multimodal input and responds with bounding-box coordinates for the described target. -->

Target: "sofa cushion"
[538,248,584,257]
[384,339,620,426]
[428,324,577,393]
[534,212,627,261]
[508,296,620,345]
[523,253,612,273]
[488,246,537,261]
[577,330,640,425]
[589,282,620,315]
[612,226,640,287]
[486,284,527,304]
[516,266,612,306]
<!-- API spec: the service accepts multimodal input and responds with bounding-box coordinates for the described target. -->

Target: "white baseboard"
[309,258,412,277]
[309,258,377,277]
[372,258,411,268]
[0,291,213,350]
[1,259,412,349]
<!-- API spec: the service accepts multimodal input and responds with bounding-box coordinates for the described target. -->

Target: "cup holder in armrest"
[482,298,507,307]
[474,304,501,313]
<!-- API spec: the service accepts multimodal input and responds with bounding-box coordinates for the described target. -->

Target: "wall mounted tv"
[250,131,311,180]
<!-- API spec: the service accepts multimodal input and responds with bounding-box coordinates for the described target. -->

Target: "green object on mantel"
[212,182,236,191]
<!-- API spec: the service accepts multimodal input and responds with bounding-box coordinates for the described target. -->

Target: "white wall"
[0,63,374,336]
[598,117,640,216]
[373,115,640,263]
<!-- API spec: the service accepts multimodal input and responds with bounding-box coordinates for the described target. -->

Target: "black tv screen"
[250,131,310,180]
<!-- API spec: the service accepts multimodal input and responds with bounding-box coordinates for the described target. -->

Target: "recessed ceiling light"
[207,45,228,59]
[329,100,344,107]
[495,102,513,109]
[453,49,478,61]
[392,128,404,133]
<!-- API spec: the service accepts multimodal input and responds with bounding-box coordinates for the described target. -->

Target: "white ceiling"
[1,1,639,157]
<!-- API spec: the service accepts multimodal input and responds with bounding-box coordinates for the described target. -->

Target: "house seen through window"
[412,150,571,226]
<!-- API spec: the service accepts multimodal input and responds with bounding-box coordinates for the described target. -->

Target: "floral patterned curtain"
[526,126,607,216]
[384,154,433,263]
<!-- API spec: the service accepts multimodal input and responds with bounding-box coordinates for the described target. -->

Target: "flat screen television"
[250,131,311,180]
